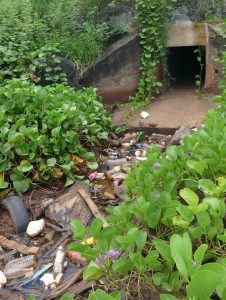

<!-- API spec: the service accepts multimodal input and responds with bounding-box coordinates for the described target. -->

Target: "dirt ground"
[112,88,216,128]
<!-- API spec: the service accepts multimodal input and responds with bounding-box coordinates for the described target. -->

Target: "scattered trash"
[0,270,6,288]
[103,192,116,200]
[53,245,66,275]
[88,172,98,181]
[106,158,127,167]
[67,251,88,266]
[40,273,55,290]
[0,235,41,256]
[140,111,149,119]
[0,128,182,298]
[26,219,45,237]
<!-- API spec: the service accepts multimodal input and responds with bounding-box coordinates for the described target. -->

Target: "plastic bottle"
[4,255,35,270]
[53,245,66,274]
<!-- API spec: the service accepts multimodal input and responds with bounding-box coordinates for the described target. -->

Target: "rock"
[149,133,171,144]
[26,219,45,237]
[80,33,141,104]
[170,125,192,145]
[121,133,137,143]
[112,172,128,180]
[60,58,78,88]
[113,181,127,199]
[0,271,6,288]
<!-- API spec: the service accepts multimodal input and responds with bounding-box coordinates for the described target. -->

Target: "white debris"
[40,273,55,286]
[135,157,147,161]
[0,271,6,288]
[140,111,149,119]
[26,219,45,237]
[135,150,141,157]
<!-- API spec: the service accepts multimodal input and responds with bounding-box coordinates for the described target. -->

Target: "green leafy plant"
[130,0,176,109]
[0,80,111,192]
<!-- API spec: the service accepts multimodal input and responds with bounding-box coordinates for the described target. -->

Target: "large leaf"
[187,263,226,300]
[179,188,199,206]
[83,262,103,281]
[154,239,174,265]
[194,244,208,264]
[170,233,192,281]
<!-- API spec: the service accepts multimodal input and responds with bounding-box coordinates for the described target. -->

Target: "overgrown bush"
[0,80,111,192]
[69,49,226,298]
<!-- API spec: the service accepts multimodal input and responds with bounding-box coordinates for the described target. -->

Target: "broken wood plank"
[47,268,84,299]
[77,189,109,228]
[0,236,41,257]
[67,280,94,297]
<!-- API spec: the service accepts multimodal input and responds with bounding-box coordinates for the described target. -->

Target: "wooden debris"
[77,189,109,228]
[0,236,41,257]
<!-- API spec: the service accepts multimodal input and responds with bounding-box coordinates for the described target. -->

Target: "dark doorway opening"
[167,46,206,89]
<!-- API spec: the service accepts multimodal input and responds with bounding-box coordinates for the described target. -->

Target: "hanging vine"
[132,0,176,107]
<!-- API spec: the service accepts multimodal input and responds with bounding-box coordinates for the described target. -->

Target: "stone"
[26,219,45,237]
[170,125,192,145]
[80,33,141,104]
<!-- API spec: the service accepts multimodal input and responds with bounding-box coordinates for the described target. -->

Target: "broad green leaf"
[187,160,207,175]
[0,173,8,189]
[70,220,86,239]
[83,262,103,281]
[59,293,74,300]
[133,252,146,273]
[90,219,103,238]
[203,197,219,210]
[179,188,199,206]
[136,230,147,251]
[170,233,192,281]
[198,179,215,196]
[47,158,57,167]
[112,258,134,274]
[187,266,225,300]
[87,162,98,170]
[194,244,208,264]
[153,239,174,265]
[195,210,211,228]
[160,294,181,300]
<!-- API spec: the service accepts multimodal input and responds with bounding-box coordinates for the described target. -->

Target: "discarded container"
[0,271,6,288]
[26,219,45,237]
[67,251,88,266]
[106,158,127,167]
[53,245,66,274]
[140,111,149,119]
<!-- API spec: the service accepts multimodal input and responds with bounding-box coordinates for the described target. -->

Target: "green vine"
[131,0,176,108]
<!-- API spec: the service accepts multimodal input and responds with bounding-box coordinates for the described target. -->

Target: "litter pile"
[0,126,194,299]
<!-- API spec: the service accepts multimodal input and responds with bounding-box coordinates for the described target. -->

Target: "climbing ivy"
[132,0,176,107]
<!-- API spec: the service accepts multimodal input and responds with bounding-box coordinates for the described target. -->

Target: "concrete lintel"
[167,21,206,47]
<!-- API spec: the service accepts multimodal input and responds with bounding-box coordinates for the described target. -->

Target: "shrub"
[0,80,111,192]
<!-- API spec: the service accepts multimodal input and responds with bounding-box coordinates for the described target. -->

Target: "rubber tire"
[1,195,30,233]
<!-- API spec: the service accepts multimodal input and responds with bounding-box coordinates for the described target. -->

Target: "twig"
[77,189,109,228]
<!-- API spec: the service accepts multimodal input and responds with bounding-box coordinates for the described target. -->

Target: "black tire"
[1,196,30,233]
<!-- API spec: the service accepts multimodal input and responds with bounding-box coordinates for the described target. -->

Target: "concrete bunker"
[166,21,213,91]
